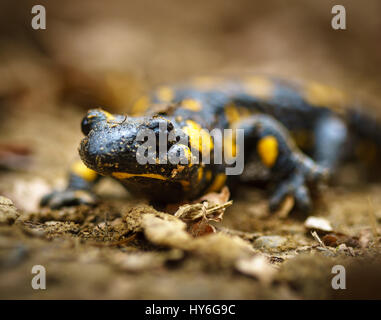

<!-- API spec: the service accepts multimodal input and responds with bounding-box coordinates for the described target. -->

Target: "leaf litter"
[1,179,381,298]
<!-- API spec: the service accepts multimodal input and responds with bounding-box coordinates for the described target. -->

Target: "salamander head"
[78,108,200,200]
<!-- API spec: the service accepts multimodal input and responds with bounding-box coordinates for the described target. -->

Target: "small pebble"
[305,216,333,232]
[0,196,20,225]
[254,235,287,249]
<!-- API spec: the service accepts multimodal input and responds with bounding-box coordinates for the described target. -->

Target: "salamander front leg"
[40,160,100,209]
[235,114,329,213]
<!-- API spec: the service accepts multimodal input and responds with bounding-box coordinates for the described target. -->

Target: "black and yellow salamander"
[41,75,381,213]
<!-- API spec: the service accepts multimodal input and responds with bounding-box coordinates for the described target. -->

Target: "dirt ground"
[1,0,381,299]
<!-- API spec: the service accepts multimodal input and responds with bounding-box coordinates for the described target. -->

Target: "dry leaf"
[198,186,230,205]
[235,255,277,285]
[305,216,333,233]
[173,188,232,238]
[141,214,253,265]
[188,217,216,237]
[7,178,51,212]
[358,228,373,249]
[321,234,339,247]
[191,233,254,264]
[0,143,32,170]
[174,202,207,221]
[142,214,191,249]
[321,232,360,248]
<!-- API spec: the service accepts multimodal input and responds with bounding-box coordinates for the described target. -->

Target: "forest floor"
[1,106,381,299]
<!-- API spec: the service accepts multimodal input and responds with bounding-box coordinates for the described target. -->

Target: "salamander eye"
[81,116,92,135]
[81,109,110,135]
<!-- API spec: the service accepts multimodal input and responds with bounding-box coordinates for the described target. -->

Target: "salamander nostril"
[148,118,174,131]
[167,122,174,131]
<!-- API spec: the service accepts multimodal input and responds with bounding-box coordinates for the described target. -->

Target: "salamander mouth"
[108,171,192,202]
[110,170,191,188]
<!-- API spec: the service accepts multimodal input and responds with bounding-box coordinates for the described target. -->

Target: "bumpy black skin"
[41,76,381,212]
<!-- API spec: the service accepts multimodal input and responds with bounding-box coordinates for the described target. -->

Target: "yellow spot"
[206,173,227,193]
[71,161,98,182]
[257,136,279,167]
[180,145,193,164]
[244,76,274,100]
[197,167,204,181]
[183,120,213,154]
[225,103,252,125]
[305,82,348,112]
[225,103,241,124]
[223,130,238,160]
[101,110,115,121]
[205,170,212,181]
[157,86,174,102]
[182,99,202,111]
[131,96,150,115]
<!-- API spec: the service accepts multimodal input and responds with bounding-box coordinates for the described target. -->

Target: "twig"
[311,230,327,249]
[89,233,137,247]
[174,200,233,221]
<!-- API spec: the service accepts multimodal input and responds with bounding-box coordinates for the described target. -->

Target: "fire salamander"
[41,75,381,213]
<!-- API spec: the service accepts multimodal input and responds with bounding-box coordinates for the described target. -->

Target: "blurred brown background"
[1,0,381,108]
